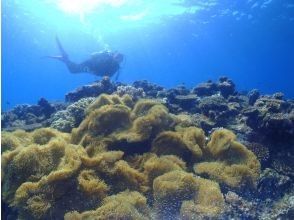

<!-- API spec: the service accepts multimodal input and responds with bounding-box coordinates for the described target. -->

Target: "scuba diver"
[47,37,124,80]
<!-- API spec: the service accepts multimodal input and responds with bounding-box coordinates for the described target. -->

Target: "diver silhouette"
[47,37,124,80]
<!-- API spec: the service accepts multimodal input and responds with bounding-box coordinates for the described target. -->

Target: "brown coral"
[194,129,260,188]
[72,97,175,155]
[2,128,85,219]
[78,169,108,198]
[153,170,225,218]
[2,94,262,219]
[86,94,134,114]
[143,154,186,184]
[151,127,205,160]
[64,191,150,220]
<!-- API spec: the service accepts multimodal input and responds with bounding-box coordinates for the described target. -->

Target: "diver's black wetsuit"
[64,51,120,77]
[49,37,123,79]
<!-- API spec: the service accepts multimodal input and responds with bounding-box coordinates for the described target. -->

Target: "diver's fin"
[41,55,64,60]
[55,36,69,60]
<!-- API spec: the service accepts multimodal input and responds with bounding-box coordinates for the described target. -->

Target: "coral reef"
[133,80,164,97]
[50,97,95,132]
[2,76,294,219]
[192,76,235,98]
[115,85,146,100]
[2,98,65,131]
[65,76,117,102]
[243,94,294,139]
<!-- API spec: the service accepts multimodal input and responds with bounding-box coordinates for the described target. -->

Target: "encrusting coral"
[50,97,95,132]
[1,93,261,219]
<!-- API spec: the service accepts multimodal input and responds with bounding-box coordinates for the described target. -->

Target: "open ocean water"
[2,0,294,110]
[1,1,294,220]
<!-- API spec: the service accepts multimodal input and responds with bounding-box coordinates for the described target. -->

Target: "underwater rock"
[273,92,285,100]
[271,150,294,178]
[248,89,260,105]
[260,192,294,219]
[161,85,197,113]
[199,95,229,115]
[173,94,198,110]
[189,113,216,132]
[217,76,236,98]
[243,95,294,139]
[192,80,218,96]
[2,99,65,132]
[243,141,270,167]
[224,191,258,219]
[258,168,292,200]
[65,76,117,102]
[198,95,238,126]
[166,85,191,99]
[192,77,235,98]
[132,80,164,97]
[37,98,55,117]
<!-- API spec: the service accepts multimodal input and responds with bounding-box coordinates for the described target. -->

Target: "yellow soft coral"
[151,127,205,160]
[153,170,224,218]
[180,178,225,218]
[78,170,108,198]
[130,99,162,119]
[73,97,175,155]
[111,160,148,193]
[1,132,22,152]
[72,104,131,145]
[1,129,34,152]
[120,104,174,143]
[2,128,85,219]
[31,127,70,145]
[143,154,186,184]
[194,129,261,188]
[64,191,150,220]
[86,94,133,114]
[1,94,262,220]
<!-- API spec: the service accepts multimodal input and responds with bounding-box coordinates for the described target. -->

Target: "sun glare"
[56,0,128,15]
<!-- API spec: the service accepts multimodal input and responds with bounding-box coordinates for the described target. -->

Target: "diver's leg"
[64,60,85,73]
[55,36,69,60]
[55,37,86,73]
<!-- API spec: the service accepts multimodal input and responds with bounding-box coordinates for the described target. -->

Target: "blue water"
[2,0,294,111]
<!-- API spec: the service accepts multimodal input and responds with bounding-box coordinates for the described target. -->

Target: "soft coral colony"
[2,94,261,219]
